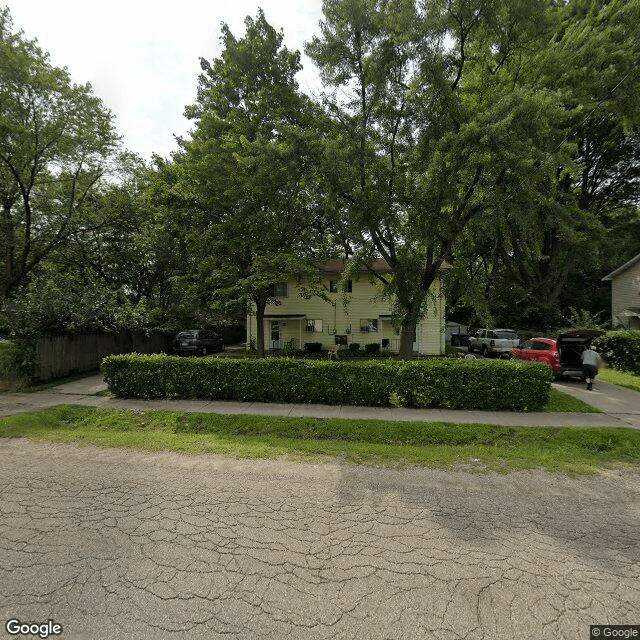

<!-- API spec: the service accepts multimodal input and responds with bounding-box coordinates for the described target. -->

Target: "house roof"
[319,258,452,274]
[602,252,640,281]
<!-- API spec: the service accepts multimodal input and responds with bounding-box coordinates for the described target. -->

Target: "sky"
[5,0,325,161]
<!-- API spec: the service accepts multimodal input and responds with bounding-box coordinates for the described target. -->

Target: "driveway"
[1,439,639,639]
[551,378,640,428]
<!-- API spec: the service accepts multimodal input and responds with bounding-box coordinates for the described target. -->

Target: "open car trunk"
[557,329,605,377]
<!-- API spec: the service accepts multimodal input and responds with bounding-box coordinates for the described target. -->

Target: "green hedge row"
[102,355,552,411]
[593,331,640,375]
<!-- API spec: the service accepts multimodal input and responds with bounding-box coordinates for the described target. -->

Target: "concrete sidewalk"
[551,378,640,428]
[2,373,639,428]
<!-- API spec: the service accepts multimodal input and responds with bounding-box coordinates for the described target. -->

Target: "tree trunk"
[398,319,416,360]
[0,202,15,300]
[255,296,268,359]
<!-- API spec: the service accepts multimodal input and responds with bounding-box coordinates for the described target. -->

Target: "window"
[329,280,352,293]
[360,318,378,333]
[271,282,288,297]
[305,319,322,333]
[494,330,518,340]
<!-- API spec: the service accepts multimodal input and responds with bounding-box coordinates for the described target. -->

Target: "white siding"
[611,261,640,328]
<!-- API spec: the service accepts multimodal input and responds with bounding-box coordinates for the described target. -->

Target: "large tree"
[307,0,569,356]
[0,7,119,300]
[445,0,640,330]
[0,154,183,337]
[167,11,330,356]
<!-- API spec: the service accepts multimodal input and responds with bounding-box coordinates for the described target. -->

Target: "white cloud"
[5,0,324,160]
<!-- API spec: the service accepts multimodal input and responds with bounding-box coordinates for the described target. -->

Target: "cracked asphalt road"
[1,440,639,640]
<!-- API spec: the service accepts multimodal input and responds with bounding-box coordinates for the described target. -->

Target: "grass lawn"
[545,387,600,412]
[599,367,640,393]
[1,405,637,475]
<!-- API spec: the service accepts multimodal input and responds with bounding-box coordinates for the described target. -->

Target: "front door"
[270,320,282,351]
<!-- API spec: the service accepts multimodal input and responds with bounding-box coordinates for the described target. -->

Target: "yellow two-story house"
[246,259,447,355]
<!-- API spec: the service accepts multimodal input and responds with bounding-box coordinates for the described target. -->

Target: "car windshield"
[177,331,198,338]
[494,331,518,339]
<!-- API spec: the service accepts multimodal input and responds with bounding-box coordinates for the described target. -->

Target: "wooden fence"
[34,332,170,381]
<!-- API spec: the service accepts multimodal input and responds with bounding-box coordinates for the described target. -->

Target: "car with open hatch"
[509,328,605,379]
[172,330,224,356]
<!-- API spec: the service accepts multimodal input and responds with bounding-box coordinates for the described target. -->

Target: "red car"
[510,338,562,372]
[509,329,605,379]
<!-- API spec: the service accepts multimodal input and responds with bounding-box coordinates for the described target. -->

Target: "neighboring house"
[247,259,447,355]
[602,252,640,329]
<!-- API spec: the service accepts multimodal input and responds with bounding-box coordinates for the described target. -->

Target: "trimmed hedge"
[593,331,640,375]
[102,355,553,411]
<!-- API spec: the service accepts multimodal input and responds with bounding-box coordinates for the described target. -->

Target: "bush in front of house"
[348,343,361,353]
[593,331,640,375]
[364,343,380,355]
[303,342,323,354]
[102,355,552,410]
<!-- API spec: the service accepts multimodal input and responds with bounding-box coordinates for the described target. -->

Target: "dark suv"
[172,330,224,356]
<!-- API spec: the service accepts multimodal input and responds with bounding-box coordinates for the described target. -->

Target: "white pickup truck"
[468,328,520,358]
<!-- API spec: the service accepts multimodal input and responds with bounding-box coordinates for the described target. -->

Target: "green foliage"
[0,8,119,300]
[0,339,35,382]
[0,272,152,338]
[165,10,332,357]
[305,0,581,354]
[0,341,14,382]
[348,343,361,353]
[281,338,302,357]
[593,331,640,375]
[102,355,553,411]
[565,307,607,330]
[303,342,323,354]
[445,0,640,331]
[364,343,380,355]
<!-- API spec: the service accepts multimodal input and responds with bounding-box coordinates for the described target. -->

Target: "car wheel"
[481,345,488,358]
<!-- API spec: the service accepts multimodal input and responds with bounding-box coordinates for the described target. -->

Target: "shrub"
[0,340,36,387]
[364,343,380,355]
[593,331,640,375]
[303,342,322,354]
[102,355,552,411]
[348,343,361,353]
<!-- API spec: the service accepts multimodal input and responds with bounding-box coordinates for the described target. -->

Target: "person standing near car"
[581,345,601,390]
